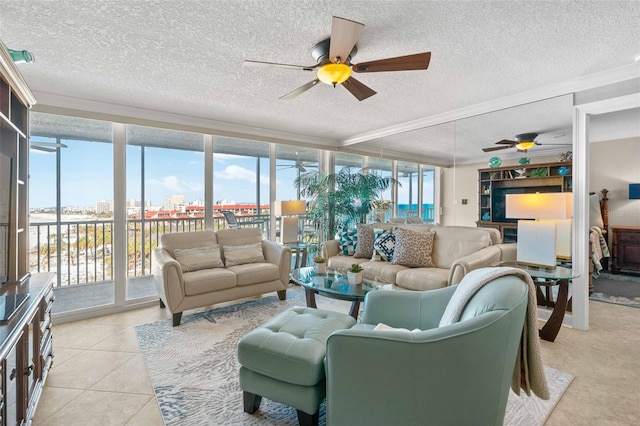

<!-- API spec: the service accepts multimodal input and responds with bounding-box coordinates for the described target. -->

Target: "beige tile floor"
[34,295,639,425]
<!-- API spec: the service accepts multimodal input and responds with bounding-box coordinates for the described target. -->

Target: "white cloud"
[147,176,202,193]
[214,153,244,162]
[214,165,256,183]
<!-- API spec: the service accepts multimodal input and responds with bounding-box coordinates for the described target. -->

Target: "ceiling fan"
[482,133,571,153]
[243,16,431,101]
[29,141,67,152]
[276,152,317,173]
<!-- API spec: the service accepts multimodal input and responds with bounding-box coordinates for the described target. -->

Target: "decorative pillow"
[392,228,436,268]
[174,245,224,272]
[337,229,358,256]
[373,228,395,261]
[223,243,265,267]
[589,193,604,228]
[354,224,375,259]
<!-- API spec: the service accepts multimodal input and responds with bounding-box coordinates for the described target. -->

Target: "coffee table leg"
[349,300,360,320]
[539,279,569,342]
[305,288,317,309]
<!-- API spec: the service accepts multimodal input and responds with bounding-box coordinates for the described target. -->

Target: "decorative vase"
[347,271,363,285]
[489,156,502,168]
[313,262,326,274]
[558,166,571,176]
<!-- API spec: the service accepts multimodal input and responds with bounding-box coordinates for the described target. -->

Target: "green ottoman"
[238,306,356,426]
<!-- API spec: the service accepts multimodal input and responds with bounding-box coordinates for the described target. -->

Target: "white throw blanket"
[440,267,550,400]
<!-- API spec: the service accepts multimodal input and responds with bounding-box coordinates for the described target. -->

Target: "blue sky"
[28,138,433,209]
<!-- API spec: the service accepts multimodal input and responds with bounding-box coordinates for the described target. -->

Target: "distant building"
[95,200,113,214]
[163,195,184,211]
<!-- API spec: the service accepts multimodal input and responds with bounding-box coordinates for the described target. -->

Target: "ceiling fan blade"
[30,145,57,152]
[243,60,317,71]
[279,79,320,100]
[30,141,68,148]
[342,77,376,101]
[329,16,365,64]
[352,52,431,73]
[482,145,512,153]
[495,139,517,145]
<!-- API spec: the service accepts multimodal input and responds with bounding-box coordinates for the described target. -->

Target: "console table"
[611,226,640,275]
[0,273,55,425]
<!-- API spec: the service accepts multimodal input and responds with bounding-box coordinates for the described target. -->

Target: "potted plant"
[312,255,327,274]
[347,263,363,285]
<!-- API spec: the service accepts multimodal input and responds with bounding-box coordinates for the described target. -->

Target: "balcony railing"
[29,215,268,288]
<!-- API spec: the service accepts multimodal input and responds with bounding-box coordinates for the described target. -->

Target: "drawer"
[617,232,640,243]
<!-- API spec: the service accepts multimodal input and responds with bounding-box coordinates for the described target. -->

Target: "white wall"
[590,137,640,237]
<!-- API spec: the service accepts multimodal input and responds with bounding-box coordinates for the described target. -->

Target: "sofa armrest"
[151,247,185,311]
[363,286,457,330]
[322,240,340,259]
[494,243,517,262]
[448,245,502,285]
[262,240,292,285]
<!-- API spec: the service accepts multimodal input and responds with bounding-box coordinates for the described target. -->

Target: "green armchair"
[325,274,528,426]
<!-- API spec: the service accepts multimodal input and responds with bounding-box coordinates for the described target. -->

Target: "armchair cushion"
[173,245,224,272]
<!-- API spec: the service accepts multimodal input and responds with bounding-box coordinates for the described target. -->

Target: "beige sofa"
[322,225,515,291]
[152,228,292,325]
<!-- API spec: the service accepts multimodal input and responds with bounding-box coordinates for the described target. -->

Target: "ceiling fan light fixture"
[515,141,536,151]
[317,63,351,86]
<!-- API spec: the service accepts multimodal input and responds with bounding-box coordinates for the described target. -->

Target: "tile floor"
[34,292,640,425]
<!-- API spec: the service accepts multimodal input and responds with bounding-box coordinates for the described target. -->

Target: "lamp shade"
[506,192,572,220]
[629,183,640,200]
[274,200,306,216]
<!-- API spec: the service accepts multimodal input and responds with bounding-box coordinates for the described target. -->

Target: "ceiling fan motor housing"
[311,38,357,65]
[514,132,539,142]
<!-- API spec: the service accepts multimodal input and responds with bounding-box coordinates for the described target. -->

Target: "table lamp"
[274,200,306,244]
[506,192,573,268]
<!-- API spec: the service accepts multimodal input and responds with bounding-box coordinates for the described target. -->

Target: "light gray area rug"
[135,289,573,426]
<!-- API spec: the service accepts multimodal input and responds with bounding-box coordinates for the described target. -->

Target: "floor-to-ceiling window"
[367,156,394,222]
[126,125,205,302]
[397,161,419,218]
[422,166,436,223]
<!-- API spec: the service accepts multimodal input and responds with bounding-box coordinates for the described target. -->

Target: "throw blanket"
[589,226,610,277]
[439,267,550,400]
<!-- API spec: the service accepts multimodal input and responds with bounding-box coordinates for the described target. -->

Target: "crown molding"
[32,91,338,149]
[341,63,640,146]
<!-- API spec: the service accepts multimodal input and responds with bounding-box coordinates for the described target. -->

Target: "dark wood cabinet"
[0,273,54,425]
[611,226,640,275]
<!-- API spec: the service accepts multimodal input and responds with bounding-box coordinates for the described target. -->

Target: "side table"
[500,262,579,342]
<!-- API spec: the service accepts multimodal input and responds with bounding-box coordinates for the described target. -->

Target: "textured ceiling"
[1,0,639,165]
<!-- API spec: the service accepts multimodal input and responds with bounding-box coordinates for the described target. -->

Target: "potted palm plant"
[347,263,363,285]
[312,255,327,274]
[295,167,397,243]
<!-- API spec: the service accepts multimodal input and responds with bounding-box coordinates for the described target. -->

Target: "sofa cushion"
[224,242,265,266]
[174,245,224,272]
[431,227,491,268]
[337,228,357,256]
[228,263,280,286]
[354,224,375,258]
[395,267,450,291]
[160,230,217,258]
[183,268,237,296]
[392,228,436,268]
[361,261,408,284]
[216,227,263,247]
[373,228,395,261]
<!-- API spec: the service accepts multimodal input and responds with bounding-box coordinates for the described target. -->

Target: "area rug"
[590,272,640,308]
[135,289,574,426]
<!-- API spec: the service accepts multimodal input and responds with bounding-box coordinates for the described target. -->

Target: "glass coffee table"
[500,261,579,342]
[290,266,383,320]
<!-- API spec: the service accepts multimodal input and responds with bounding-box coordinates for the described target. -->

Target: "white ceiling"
[1,0,639,165]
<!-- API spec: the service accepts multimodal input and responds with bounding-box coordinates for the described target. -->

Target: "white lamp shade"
[274,200,306,216]
[506,192,572,220]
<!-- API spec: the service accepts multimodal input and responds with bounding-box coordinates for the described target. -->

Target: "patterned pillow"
[223,243,265,267]
[392,228,436,268]
[373,229,395,261]
[354,224,375,259]
[174,245,224,272]
[337,229,358,256]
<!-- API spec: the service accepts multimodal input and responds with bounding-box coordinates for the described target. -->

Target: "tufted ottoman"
[238,306,356,426]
